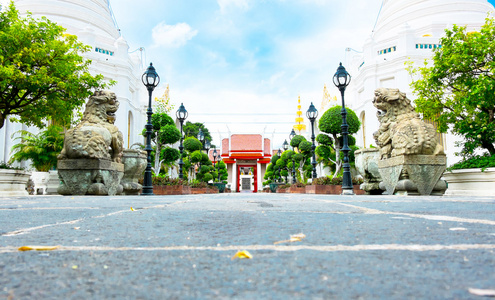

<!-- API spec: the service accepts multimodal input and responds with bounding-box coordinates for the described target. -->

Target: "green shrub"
[447,153,495,171]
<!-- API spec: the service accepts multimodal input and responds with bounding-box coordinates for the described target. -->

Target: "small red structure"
[219,134,272,192]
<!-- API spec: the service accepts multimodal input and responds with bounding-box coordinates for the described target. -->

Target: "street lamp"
[289,129,296,184]
[282,140,289,184]
[141,62,160,196]
[212,148,217,182]
[277,149,282,183]
[306,102,318,180]
[197,128,205,145]
[205,139,211,156]
[333,62,353,195]
[176,103,188,180]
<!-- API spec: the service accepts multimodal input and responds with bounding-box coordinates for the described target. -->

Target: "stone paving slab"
[1,193,495,299]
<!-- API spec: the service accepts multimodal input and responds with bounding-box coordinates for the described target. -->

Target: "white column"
[232,162,237,192]
[257,163,262,192]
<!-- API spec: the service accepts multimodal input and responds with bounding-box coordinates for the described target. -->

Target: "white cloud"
[217,0,250,14]
[151,22,198,48]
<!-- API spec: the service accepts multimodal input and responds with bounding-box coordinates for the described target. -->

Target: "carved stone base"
[378,155,446,196]
[57,159,124,196]
[121,149,146,195]
[355,148,383,194]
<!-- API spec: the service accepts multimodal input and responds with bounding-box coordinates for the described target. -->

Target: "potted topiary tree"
[9,125,64,194]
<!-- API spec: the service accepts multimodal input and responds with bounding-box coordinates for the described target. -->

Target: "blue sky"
[110,0,494,148]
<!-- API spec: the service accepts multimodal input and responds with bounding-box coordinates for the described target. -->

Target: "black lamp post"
[333,62,353,195]
[282,140,289,184]
[176,103,188,180]
[306,102,318,180]
[277,149,282,183]
[141,63,160,195]
[289,129,296,184]
[212,148,217,181]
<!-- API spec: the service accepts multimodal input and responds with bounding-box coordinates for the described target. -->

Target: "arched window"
[127,111,134,148]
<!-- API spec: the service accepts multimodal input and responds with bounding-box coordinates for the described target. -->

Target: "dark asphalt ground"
[1,193,495,299]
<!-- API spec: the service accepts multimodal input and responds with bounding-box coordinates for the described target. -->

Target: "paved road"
[1,193,495,299]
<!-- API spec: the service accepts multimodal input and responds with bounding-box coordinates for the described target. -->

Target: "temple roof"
[14,0,120,41]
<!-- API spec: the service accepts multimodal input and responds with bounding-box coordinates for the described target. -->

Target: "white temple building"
[0,0,147,164]
[343,0,494,166]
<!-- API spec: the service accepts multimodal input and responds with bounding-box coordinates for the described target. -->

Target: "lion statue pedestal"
[57,90,128,196]
[373,88,447,196]
[57,159,124,195]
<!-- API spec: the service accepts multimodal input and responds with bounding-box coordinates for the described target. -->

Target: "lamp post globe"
[333,62,353,195]
[197,128,205,144]
[141,63,160,196]
[176,103,188,180]
[289,129,296,184]
[306,102,318,180]
[205,139,211,157]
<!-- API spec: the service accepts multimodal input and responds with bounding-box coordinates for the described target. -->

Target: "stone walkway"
[1,193,495,299]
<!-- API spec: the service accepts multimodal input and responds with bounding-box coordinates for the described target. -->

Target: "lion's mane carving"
[58,91,124,162]
[373,88,444,159]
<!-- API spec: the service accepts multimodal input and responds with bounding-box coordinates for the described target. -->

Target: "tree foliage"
[318,106,360,135]
[317,105,361,178]
[142,113,180,175]
[290,135,306,149]
[184,137,203,152]
[183,122,212,143]
[0,2,111,129]
[408,17,495,157]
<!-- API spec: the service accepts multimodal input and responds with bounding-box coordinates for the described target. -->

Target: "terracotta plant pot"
[289,186,306,193]
[305,185,329,194]
[153,185,191,195]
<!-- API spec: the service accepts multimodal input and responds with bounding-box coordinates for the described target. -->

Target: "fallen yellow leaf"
[18,246,60,251]
[130,207,135,211]
[231,250,253,260]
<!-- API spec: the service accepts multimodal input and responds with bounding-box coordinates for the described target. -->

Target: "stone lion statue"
[373,88,444,159]
[58,90,124,163]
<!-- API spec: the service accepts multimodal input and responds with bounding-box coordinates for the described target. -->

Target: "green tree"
[215,160,228,182]
[183,122,212,143]
[9,124,64,171]
[408,17,495,158]
[318,105,361,178]
[183,137,203,152]
[0,2,112,129]
[142,113,181,175]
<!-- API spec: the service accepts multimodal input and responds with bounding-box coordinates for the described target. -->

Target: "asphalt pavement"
[1,192,495,299]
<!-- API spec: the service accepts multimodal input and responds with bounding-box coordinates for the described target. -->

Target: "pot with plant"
[9,125,64,195]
